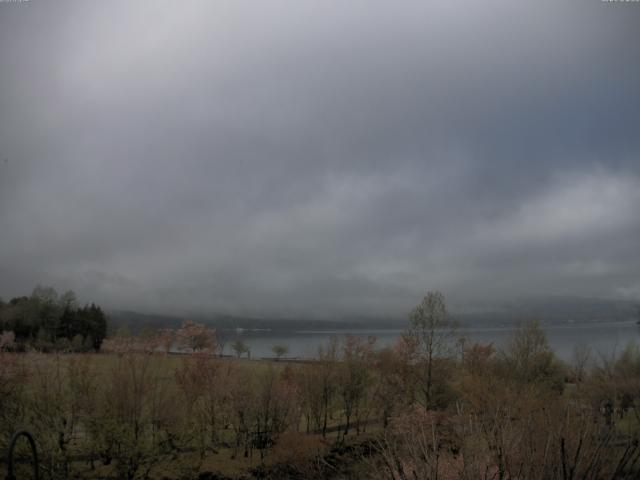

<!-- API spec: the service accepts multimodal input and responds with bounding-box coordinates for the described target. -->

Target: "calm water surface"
[221,320,639,361]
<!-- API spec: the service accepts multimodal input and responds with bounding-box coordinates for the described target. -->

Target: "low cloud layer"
[1,0,639,317]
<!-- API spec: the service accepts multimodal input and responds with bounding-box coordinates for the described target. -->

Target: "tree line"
[1,291,640,479]
[0,286,108,352]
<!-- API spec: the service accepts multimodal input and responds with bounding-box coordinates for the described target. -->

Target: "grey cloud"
[1,0,639,317]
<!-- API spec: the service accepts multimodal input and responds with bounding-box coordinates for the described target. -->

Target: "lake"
[220,320,640,362]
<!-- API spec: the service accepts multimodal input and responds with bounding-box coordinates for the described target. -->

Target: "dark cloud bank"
[1,0,639,319]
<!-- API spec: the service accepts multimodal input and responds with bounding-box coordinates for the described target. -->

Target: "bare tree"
[94,350,184,479]
[569,343,592,383]
[373,408,453,480]
[175,320,217,353]
[338,335,375,435]
[317,338,339,437]
[232,339,250,359]
[501,320,563,389]
[372,344,410,429]
[252,366,297,460]
[406,291,457,410]
[0,350,25,458]
[272,344,289,361]
[175,351,233,453]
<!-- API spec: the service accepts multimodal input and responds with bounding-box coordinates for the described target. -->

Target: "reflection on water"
[220,320,640,361]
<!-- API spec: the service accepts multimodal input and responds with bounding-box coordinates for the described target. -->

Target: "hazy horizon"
[1,1,639,319]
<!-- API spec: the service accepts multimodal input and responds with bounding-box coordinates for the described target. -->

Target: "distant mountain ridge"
[462,296,638,325]
[107,296,639,333]
[106,310,395,333]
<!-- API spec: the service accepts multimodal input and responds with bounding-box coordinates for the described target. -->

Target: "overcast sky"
[0,0,639,318]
